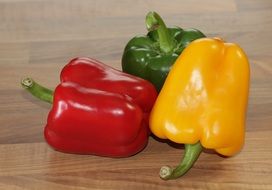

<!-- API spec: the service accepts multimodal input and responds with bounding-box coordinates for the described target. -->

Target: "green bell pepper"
[122,11,206,91]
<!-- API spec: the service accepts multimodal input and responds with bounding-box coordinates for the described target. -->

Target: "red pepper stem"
[21,77,53,104]
[145,11,175,54]
[160,141,203,180]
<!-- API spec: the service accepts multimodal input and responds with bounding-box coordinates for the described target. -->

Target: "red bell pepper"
[21,58,157,157]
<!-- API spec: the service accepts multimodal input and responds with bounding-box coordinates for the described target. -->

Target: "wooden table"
[0,0,271,189]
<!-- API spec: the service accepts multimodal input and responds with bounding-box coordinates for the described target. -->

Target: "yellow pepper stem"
[160,141,203,180]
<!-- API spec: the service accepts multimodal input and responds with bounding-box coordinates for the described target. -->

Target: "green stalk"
[145,11,175,54]
[160,142,203,180]
[21,77,53,104]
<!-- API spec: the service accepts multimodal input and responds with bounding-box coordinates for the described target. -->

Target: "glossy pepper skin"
[61,58,157,121]
[149,38,250,179]
[122,11,205,91]
[22,58,157,157]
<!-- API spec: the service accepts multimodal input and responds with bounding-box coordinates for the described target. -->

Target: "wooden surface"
[0,0,272,189]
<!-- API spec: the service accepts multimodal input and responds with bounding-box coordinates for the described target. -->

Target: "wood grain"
[0,0,272,189]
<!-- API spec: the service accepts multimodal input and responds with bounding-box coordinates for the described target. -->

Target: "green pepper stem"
[160,141,203,180]
[21,77,53,104]
[145,11,175,54]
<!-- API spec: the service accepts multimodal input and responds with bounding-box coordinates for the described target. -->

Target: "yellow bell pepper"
[149,37,250,180]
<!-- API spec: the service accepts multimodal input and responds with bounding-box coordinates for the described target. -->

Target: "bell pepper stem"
[145,11,175,53]
[21,77,53,104]
[160,141,203,180]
